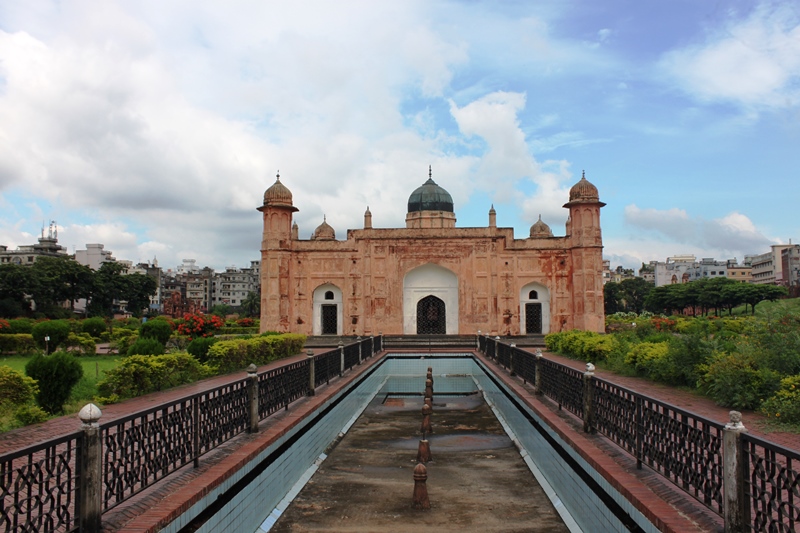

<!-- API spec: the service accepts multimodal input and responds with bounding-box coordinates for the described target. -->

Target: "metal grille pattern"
[639,399,724,512]
[314,349,340,387]
[374,335,383,352]
[495,342,511,369]
[593,380,638,455]
[343,343,360,371]
[416,296,446,334]
[258,359,310,418]
[537,358,584,417]
[0,433,79,533]
[743,433,800,532]
[198,382,249,455]
[513,346,536,384]
[321,305,337,335]
[103,399,197,509]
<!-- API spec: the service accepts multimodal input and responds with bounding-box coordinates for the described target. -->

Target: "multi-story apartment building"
[653,256,735,286]
[211,261,261,307]
[751,245,793,284]
[0,222,68,265]
[780,245,800,287]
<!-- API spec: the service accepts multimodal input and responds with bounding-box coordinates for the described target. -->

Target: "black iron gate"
[417,295,446,334]
[525,302,542,334]
[321,304,337,335]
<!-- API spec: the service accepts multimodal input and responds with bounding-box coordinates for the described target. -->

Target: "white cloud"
[623,205,777,261]
[658,3,800,109]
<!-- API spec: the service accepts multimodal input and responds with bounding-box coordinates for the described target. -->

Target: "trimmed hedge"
[0,365,38,406]
[545,330,618,362]
[217,327,259,336]
[97,353,212,400]
[0,334,37,354]
[25,352,84,414]
[206,333,306,374]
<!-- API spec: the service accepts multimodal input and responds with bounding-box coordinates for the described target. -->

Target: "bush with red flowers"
[236,317,255,328]
[176,313,224,340]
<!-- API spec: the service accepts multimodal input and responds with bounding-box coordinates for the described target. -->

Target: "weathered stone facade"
[259,170,605,336]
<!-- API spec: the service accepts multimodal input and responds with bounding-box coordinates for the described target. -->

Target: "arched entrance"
[519,283,550,335]
[312,284,343,335]
[403,264,458,334]
[416,295,446,334]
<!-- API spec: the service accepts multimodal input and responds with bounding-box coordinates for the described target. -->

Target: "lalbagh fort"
[258,168,606,337]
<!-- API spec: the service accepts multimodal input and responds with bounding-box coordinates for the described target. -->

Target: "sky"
[1,0,798,273]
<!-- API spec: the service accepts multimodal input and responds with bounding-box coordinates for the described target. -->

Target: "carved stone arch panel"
[519,282,551,335]
[312,283,343,335]
[402,263,458,334]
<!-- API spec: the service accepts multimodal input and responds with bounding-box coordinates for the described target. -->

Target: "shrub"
[0,318,9,332]
[97,353,212,399]
[65,332,97,355]
[625,341,673,381]
[140,319,173,345]
[760,375,800,424]
[110,329,138,354]
[14,405,49,425]
[205,333,306,374]
[0,365,39,406]
[25,352,84,414]
[236,317,255,328]
[127,337,166,356]
[31,320,72,354]
[187,337,218,363]
[698,352,781,410]
[81,317,107,338]
[8,318,35,334]
[0,334,36,354]
[177,313,224,340]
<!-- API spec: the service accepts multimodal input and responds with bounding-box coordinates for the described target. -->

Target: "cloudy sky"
[1,0,798,272]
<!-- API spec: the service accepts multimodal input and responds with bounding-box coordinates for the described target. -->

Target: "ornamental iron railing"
[480,335,798,532]
[0,336,383,533]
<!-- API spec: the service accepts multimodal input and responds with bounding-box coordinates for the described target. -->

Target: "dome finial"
[277,171,280,181]
[582,170,585,179]
[429,165,432,179]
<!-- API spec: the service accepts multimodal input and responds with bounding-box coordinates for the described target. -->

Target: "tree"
[25,352,83,414]
[618,278,652,314]
[210,303,232,318]
[122,273,158,317]
[0,263,33,317]
[241,290,261,318]
[603,282,623,315]
[29,256,92,316]
[87,262,131,317]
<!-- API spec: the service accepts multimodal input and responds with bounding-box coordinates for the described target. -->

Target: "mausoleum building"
[258,169,605,336]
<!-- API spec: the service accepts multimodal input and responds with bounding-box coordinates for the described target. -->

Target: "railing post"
[477,330,481,350]
[494,336,500,361]
[246,364,259,433]
[582,363,596,433]
[78,403,103,533]
[370,335,374,356]
[509,343,516,376]
[307,349,316,396]
[534,349,543,395]
[723,411,748,533]
[357,335,362,365]
[338,341,344,377]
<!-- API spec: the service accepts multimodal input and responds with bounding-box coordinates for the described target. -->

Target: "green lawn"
[0,354,121,432]
[728,296,800,317]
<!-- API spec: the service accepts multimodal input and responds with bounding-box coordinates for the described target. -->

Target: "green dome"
[407,177,454,213]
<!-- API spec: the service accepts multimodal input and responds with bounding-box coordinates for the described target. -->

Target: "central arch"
[403,263,458,334]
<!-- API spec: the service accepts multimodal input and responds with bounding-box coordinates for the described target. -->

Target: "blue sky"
[0,0,798,272]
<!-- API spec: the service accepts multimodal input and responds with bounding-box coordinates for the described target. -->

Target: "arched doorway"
[416,295,446,334]
[312,284,342,335]
[519,283,550,334]
[403,263,458,334]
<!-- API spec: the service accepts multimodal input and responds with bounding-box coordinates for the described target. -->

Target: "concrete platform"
[269,394,569,532]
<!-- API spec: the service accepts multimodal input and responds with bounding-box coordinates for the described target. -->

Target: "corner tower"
[563,171,606,332]
[258,173,299,332]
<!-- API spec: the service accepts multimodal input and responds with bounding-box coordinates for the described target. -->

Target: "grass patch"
[0,354,121,433]
[728,297,800,317]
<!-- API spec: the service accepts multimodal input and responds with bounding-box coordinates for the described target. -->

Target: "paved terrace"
[1,347,798,532]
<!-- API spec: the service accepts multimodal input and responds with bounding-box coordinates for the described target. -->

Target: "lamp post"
[44,335,50,354]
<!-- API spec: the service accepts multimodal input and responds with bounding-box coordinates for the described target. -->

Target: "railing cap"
[79,403,102,426]
[725,410,747,432]
[247,363,258,375]
[307,349,314,357]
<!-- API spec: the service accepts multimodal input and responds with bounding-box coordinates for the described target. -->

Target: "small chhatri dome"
[263,172,294,208]
[407,166,454,213]
[311,215,335,240]
[568,170,600,202]
[530,215,554,238]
